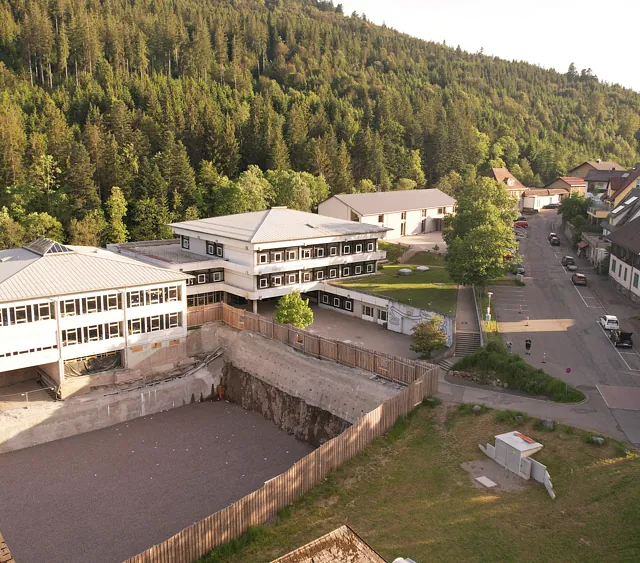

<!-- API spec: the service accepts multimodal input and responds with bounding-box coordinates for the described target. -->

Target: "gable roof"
[271,525,386,563]
[559,176,587,186]
[585,169,629,183]
[0,241,190,303]
[328,189,455,216]
[488,168,526,191]
[170,208,389,244]
[609,169,640,201]
[568,160,625,175]
[606,217,640,254]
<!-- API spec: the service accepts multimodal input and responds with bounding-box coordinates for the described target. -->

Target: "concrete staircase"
[438,332,481,373]
[454,332,481,356]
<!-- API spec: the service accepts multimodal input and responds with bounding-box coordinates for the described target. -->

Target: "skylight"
[625,196,638,204]
[611,206,625,215]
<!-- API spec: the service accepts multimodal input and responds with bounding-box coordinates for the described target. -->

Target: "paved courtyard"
[387,231,446,251]
[0,402,313,563]
[253,300,418,359]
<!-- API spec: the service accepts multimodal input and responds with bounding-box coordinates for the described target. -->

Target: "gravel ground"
[0,401,313,563]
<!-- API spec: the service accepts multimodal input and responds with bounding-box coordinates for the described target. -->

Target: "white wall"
[609,255,633,293]
[180,235,254,267]
[317,197,352,220]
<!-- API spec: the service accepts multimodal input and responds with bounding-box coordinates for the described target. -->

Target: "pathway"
[439,286,481,371]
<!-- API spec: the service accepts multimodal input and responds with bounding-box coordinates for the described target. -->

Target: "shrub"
[422,396,441,408]
[495,410,529,424]
[410,316,447,358]
[454,342,585,403]
[457,403,488,416]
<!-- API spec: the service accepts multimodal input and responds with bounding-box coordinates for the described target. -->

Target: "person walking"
[506,341,513,353]
[525,338,532,355]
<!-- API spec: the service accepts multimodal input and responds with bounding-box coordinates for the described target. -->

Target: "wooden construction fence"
[188,302,438,393]
[124,373,429,563]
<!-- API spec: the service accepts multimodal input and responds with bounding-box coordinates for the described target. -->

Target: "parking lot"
[490,211,640,444]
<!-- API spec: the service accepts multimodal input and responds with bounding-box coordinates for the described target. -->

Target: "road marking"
[598,324,640,372]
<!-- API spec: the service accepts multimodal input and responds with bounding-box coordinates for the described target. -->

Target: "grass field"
[404,251,446,266]
[199,405,639,563]
[378,240,409,263]
[339,254,457,316]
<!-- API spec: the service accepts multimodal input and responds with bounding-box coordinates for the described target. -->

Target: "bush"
[454,342,585,403]
[495,410,530,424]
[457,403,489,416]
[422,396,441,408]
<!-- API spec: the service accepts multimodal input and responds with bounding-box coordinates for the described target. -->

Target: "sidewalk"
[455,285,480,334]
[437,377,627,442]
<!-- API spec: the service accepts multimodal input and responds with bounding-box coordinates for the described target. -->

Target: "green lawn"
[339,263,456,316]
[199,405,639,563]
[378,240,408,263]
[404,251,446,267]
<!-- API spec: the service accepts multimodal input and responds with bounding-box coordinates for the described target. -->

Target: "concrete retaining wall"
[0,359,223,454]
[222,365,350,446]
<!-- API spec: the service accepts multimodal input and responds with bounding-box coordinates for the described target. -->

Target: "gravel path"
[0,401,313,563]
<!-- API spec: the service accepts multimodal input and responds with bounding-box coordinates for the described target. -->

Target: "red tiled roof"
[560,176,587,185]
[489,167,527,191]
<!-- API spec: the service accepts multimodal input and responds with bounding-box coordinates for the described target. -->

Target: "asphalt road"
[491,210,640,444]
[0,401,313,563]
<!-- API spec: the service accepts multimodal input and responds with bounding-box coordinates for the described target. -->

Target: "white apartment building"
[317,189,455,237]
[109,208,389,315]
[0,239,190,396]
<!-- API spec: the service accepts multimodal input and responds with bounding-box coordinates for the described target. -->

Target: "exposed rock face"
[222,364,351,447]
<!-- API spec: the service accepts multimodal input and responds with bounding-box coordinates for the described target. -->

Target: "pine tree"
[65,142,100,217]
[104,186,128,243]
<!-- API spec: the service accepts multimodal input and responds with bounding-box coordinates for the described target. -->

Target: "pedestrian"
[506,341,513,353]
[525,338,532,355]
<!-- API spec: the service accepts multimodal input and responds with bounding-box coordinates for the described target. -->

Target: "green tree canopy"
[410,316,448,359]
[274,292,314,329]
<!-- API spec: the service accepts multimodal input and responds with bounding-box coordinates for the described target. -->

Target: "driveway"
[490,210,640,444]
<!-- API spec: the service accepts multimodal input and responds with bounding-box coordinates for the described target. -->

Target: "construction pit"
[0,321,403,563]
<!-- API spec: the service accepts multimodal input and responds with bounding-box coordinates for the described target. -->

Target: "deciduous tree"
[274,292,314,329]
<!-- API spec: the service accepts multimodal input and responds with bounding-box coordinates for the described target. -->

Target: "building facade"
[317,189,455,238]
[488,167,528,210]
[109,208,389,314]
[605,221,640,301]
[0,239,189,396]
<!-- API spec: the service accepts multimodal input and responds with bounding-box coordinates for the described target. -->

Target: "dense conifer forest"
[0,0,638,247]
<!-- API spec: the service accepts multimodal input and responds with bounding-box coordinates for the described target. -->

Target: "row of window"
[377,209,448,223]
[60,313,181,346]
[128,313,181,335]
[257,261,376,289]
[257,240,377,265]
[0,344,56,358]
[62,322,123,346]
[186,270,224,286]
[181,235,224,258]
[187,292,224,308]
[126,286,180,308]
[0,302,55,326]
[60,294,121,317]
[319,293,388,321]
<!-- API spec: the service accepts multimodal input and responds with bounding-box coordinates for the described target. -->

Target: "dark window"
[181,235,190,249]
[216,244,223,257]
[206,241,216,256]
[378,214,384,223]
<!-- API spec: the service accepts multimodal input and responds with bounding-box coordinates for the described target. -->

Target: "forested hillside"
[0,0,639,248]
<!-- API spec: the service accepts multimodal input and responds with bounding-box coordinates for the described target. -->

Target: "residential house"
[566,160,625,179]
[606,220,640,302]
[544,176,587,196]
[317,189,455,238]
[109,208,389,317]
[0,239,190,397]
[587,168,639,224]
[522,188,569,211]
[584,169,629,195]
[488,167,527,209]
[272,525,388,563]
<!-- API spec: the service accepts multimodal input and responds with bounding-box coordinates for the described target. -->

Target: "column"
[252,300,258,314]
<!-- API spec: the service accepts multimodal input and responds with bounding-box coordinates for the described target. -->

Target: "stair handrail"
[471,285,485,348]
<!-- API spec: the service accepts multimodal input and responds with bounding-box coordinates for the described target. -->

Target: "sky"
[339,0,639,92]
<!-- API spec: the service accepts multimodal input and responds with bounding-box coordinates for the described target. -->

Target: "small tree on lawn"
[274,292,314,329]
[410,316,447,359]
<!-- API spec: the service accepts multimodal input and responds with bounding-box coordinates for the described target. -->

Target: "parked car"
[548,232,557,240]
[516,216,527,222]
[550,237,561,246]
[514,220,529,228]
[515,266,525,275]
[610,330,633,348]
[571,273,587,286]
[599,315,620,331]
[543,202,560,209]
[561,256,577,271]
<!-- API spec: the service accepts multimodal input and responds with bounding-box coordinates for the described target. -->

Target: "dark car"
[516,216,527,222]
[550,237,561,246]
[610,330,633,348]
[561,255,577,271]
[543,202,560,209]
[571,273,587,286]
